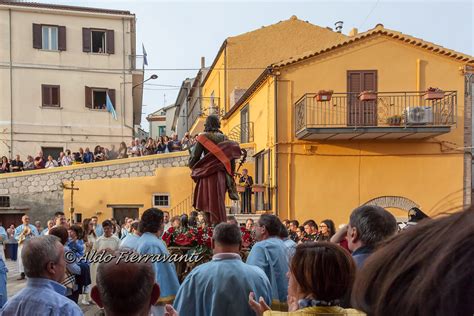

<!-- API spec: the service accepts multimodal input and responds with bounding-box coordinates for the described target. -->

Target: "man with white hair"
[14,215,39,280]
[1,235,82,315]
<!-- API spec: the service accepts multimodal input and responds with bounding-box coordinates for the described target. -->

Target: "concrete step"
[227,212,273,225]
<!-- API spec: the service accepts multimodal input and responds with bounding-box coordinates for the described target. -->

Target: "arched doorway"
[362,196,419,221]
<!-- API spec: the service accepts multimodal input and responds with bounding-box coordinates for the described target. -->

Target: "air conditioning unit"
[404,106,433,125]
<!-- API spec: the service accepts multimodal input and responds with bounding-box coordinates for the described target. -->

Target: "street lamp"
[133,74,158,89]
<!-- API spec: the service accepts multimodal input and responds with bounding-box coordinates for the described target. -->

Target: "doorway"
[347,70,378,126]
[112,208,139,225]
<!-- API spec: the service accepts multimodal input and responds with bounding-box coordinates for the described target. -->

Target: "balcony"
[187,97,221,134]
[295,91,457,140]
[228,122,254,144]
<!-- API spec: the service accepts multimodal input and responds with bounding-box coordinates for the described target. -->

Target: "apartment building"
[0,1,144,159]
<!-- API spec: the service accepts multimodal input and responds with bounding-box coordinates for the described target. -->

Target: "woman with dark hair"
[156,136,167,154]
[317,219,336,241]
[81,218,96,304]
[67,225,92,305]
[249,242,362,315]
[94,145,105,162]
[296,226,305,243]
[117,141,128,159]
[0,157,10,173]
[352,208,474,316]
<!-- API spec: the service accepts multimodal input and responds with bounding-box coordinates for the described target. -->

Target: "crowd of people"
[0,205,472,316]
[0,133,196,173]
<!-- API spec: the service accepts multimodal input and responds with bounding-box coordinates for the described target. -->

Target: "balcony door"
[347,70,377,126]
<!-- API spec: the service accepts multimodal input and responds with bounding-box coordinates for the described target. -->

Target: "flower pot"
[358,91,377,101]
[424,91,444,100]
[315,90,333,102]
[252,185,265,193]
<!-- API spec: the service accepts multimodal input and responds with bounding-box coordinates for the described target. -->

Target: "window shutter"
[82,28,91,52]
[33,24,42,49]
[58,26,66,51]
[106,30,115,54]
[108,89,116,109]
[51,86,60,106]
[85,86,92,108]
[42,85,51,106]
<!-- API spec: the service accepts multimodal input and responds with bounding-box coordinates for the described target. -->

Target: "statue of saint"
[189,115,241,225]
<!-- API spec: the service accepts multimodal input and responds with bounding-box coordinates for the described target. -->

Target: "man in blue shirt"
[91,215,104,237]
[137,208,180,315]
[246,214,289,311]
[119,221,140,250]
[174,223,272,316]
[346,205,397,268]
[83,147,94,163]
[1,235,83,315]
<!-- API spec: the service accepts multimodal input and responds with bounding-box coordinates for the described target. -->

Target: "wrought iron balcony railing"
[295,91,457,137]
[228,122,254,144]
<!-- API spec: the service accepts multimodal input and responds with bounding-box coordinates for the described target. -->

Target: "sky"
[34,0,473,131]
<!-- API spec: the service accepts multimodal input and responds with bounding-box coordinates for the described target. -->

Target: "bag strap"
[196,134,232,175]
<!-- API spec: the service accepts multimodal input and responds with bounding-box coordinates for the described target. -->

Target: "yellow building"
[189,16,347,135]
[62,22,473,227]
[221,24,474,225]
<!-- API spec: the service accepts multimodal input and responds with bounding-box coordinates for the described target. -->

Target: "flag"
[142,43,148,66]
[106,93,117,120]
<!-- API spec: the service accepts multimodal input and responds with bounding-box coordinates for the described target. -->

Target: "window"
[33,24,66,51]
[240,104,249,143]
[153,194,170,207]
[158,126,166,136]
[42,26,58,50]
[85,87,115,110]
[74,213,82,224]
[82,28,114,54]
[91,30,106,53]
[41,147,63,160]
[93,89,107,109]
[41,85,60,107]
[0,196,10,208]
[255,150,272,211]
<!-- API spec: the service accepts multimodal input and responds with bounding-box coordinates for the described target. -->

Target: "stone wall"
[0,146,255,225]
[0,153,190,225]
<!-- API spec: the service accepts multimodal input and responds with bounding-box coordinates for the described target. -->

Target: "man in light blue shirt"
[137,208,180,315]
[119,221,140,250]
[91,215,104,237]
[174,223,272,316]
[1,235,83,315]
[246,214,289,311]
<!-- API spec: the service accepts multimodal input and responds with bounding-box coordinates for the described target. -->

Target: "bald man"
[14,215,39,280]
[91,251,163,316]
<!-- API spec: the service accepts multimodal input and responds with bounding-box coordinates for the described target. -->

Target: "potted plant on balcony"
[424,87,444,100]
[386,115,402,126]
[252,184,266,193]
[358,90,377,101]
[315,90,333,102]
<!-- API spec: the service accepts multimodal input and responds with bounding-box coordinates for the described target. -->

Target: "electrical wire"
[359,0,381,29]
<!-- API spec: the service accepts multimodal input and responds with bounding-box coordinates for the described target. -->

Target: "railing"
[228,122,254,143]
[295,91,457,134]
[187,97,221,131]
[169,193,194,217]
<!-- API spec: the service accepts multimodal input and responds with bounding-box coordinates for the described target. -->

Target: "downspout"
[416,58,421,91]
[121,18,126,138]
[224,46,227,113]
[9,9,13,160]
[273,72,278,217]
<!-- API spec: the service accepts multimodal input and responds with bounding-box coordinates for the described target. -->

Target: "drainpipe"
[9,9,13,160]
[122,18,127,137]
[273,72,278,217]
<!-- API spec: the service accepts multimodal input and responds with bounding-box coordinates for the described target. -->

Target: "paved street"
[5,259,100,315]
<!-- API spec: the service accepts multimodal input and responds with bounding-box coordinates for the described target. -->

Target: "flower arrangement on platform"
[424,87,444,100]
[163,225,255,256]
